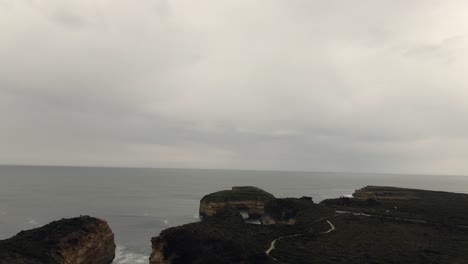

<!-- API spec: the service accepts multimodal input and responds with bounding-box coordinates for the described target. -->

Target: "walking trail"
[265,218,335,261]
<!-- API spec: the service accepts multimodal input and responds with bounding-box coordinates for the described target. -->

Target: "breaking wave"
[113,245,147,264]
[28,219,40,226]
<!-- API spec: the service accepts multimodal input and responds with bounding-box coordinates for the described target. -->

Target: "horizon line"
[0,163,466,178]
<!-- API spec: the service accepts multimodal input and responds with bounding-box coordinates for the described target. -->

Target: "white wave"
[28,219,40,226]
[143,212,150,216]
[113,245,147,264]
[163,219,170,226]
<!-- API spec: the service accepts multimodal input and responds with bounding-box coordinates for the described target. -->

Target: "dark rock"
[0,216,115,264]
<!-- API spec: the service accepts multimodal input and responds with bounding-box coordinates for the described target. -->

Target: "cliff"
[154,186,468,263]
[0,216,116,264]
[353,186,419,200]
[199,186,275,218]
[149,210,275,264]
[150,189,334,264]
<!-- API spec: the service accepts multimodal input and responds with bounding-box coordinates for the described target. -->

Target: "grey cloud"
[1,0,468,175]
[404,35,468,64]
[53,9,88,29]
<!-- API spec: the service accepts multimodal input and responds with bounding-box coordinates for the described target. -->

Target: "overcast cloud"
[1,0,468,175]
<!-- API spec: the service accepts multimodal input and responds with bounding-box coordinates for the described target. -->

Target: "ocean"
[1,165,467,263]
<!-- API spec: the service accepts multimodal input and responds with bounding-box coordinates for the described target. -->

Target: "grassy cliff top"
[322,185,468,226]
[201,186,275,202]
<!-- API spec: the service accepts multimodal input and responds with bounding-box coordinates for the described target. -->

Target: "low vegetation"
[156,186,468,263]
[200,186,275,202]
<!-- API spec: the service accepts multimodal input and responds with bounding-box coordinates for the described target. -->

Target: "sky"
[1,0,468,175]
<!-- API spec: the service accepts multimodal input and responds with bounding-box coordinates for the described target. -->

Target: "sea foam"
[113,245,147,264]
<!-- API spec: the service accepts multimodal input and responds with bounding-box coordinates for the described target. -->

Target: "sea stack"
[199,186,275,218]
[0,216,116,264]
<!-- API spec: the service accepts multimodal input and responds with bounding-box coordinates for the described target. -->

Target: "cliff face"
[353,186,418,201]
[199,186,274,218]
[52,217,115,264]
[149,237,171,264]
[200,199,266,218]
[0,216,116,264]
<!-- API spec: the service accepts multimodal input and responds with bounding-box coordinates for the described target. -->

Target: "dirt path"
[265,218,335,262]
[335,210,468,229]
[336,210,428,223]
[265,233,302,261]
[320,220,335,234]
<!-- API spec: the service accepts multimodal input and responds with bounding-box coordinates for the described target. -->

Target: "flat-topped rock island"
[199,186,275,218]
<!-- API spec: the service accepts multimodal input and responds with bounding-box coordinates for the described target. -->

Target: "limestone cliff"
[353,186,418,201]
[199,186,274,218]
[149,237,171,264]
[0,216,116,264]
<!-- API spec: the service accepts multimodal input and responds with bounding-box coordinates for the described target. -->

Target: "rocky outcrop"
[261,215,296,225]
[149,237,171,264]
[199,186,275,218]
[149,188,330,264]
[150,187,305,263]
[353,186,418,201]
[0,216,116,264]
[261,197,315,225]
[149,212,271,264]
[200,199,266,218]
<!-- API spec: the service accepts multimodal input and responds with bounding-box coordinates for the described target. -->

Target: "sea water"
[1,165,467,263]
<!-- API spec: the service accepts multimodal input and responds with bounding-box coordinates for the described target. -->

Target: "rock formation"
[0,216,116,264]
[149,210,271,264]
[150,187,334,263]
[149,187,324,263]
[149,237,170,264]
[353,186,418,201]
[199,186,275,218]
[152,185,468,263]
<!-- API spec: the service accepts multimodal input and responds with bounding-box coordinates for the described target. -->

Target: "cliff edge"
[0,216,116,264]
